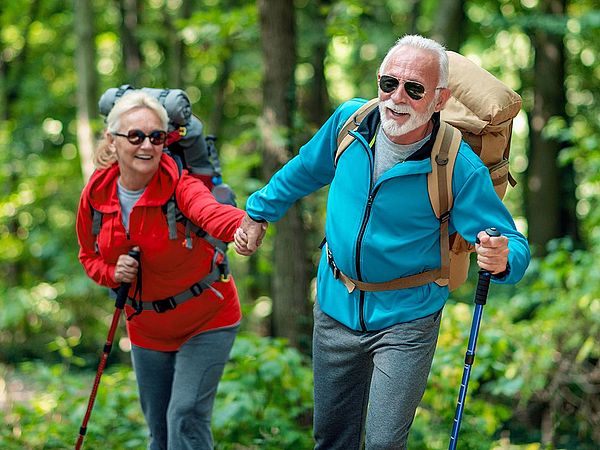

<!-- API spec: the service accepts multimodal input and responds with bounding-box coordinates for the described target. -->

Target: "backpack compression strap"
[326,120,462,293]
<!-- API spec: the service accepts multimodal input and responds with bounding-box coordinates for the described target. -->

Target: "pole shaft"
[75,249,139,449]
[448,271,491,450]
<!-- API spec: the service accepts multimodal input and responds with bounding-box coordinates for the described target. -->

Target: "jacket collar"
[356,106,441,162]
[87,153,180,213]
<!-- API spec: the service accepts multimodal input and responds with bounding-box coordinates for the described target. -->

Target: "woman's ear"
[105,129,114,143]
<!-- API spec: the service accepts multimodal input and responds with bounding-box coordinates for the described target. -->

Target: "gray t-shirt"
[117,179,145,232]
[373,127,431,182]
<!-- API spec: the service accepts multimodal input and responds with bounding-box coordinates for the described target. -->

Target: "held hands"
[234,214,268,256]
[113,246,140,283]
[475,231,509,275]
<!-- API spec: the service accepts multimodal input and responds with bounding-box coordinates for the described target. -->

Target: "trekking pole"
[448,228,501,450]
[75,249,140,450]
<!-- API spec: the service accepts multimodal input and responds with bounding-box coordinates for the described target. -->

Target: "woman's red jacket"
[76,154,245,351]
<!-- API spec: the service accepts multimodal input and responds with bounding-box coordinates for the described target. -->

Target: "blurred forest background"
[1,0,599,448]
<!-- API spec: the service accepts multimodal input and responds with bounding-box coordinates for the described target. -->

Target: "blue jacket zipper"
[350,130,379,331]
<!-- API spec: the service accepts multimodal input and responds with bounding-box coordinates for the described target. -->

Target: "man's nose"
[390,83,408,103]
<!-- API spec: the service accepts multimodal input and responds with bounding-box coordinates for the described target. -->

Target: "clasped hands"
[234,214,269,256]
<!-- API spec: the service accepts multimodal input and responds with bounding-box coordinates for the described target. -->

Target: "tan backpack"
[333,51,522,292]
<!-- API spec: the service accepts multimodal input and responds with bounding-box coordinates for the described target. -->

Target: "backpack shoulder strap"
[428,121,462,219]
[334,98,379,166]
[162,154,229,257]
[91,206,103,254]
[428,121,462,286]
[163,151,184,241]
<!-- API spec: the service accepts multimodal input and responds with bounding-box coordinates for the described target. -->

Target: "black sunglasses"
[378,75,428,100]
[112,129,167,145]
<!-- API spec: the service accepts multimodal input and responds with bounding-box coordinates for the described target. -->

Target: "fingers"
[475,231,509,275]
[234,228,254,256]
[113,252,139,283]
[235,214,269,256]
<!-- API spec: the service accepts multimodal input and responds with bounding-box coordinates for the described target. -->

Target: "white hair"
[379,35,449,88]
[94,91,169,168]
[106,91,169,133]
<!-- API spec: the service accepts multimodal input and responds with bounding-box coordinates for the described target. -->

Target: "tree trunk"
[210,55,232,137]
[298,0,330,129]
[118,0,142,84]
[2,0,41,287]
[74,0,97,183]
[0,40,7,122]
[540,404,554,446]
[257,0,311,350]
[526,0,577,253]
[430,0,465,51]
[165,0,192,87]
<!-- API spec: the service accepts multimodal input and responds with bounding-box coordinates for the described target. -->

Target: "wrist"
[247,213,267,223]
[492,262,511,280]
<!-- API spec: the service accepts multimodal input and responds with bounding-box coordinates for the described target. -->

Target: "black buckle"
[152,297,177,313]
[435,154,449,165]
[218,263,231,282]
[326,247,340,279]
[190,282,204,297]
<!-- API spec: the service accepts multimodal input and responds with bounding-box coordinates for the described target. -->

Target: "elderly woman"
[76,91,248,449]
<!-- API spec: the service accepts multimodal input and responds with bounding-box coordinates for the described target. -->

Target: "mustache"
[380,99,413,114]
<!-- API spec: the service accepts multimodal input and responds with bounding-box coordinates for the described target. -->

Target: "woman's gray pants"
[313,304,441,450]
[131,326,238,450]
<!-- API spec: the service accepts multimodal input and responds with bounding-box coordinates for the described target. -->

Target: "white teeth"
[135,155,152,160]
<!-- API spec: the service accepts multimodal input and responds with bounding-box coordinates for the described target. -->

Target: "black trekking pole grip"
[448,227,501,450]
[114,249,140,309]
[474,227,500,305]
[474,271,492,305]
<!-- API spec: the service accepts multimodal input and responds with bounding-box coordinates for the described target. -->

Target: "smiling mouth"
[134,155,153,160]
[388,108,410,118]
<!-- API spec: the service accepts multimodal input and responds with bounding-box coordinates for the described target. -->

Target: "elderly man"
[236,35,530,450]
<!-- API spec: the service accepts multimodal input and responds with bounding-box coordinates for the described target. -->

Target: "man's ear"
[434,87,452,112]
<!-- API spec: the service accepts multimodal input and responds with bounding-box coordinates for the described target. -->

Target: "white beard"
[378,98,437,137]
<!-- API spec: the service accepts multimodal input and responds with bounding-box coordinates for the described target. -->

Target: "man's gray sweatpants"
[131,326,238,450]
[313,303,441,450]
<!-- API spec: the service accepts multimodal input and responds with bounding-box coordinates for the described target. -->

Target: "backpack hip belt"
[325,243,443,294]
[125,265,226,313]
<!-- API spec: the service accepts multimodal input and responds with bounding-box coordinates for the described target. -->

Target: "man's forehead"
[382,47,438,79]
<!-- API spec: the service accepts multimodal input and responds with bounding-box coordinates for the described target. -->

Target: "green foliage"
[0,363,146,449]
[0,334,313,449]
[1,0,600,448]
[213,333,314,449]
[489,239,600,447]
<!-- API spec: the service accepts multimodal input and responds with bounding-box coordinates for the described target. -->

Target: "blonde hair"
[93,91,169,168]
[379,35,449,88]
